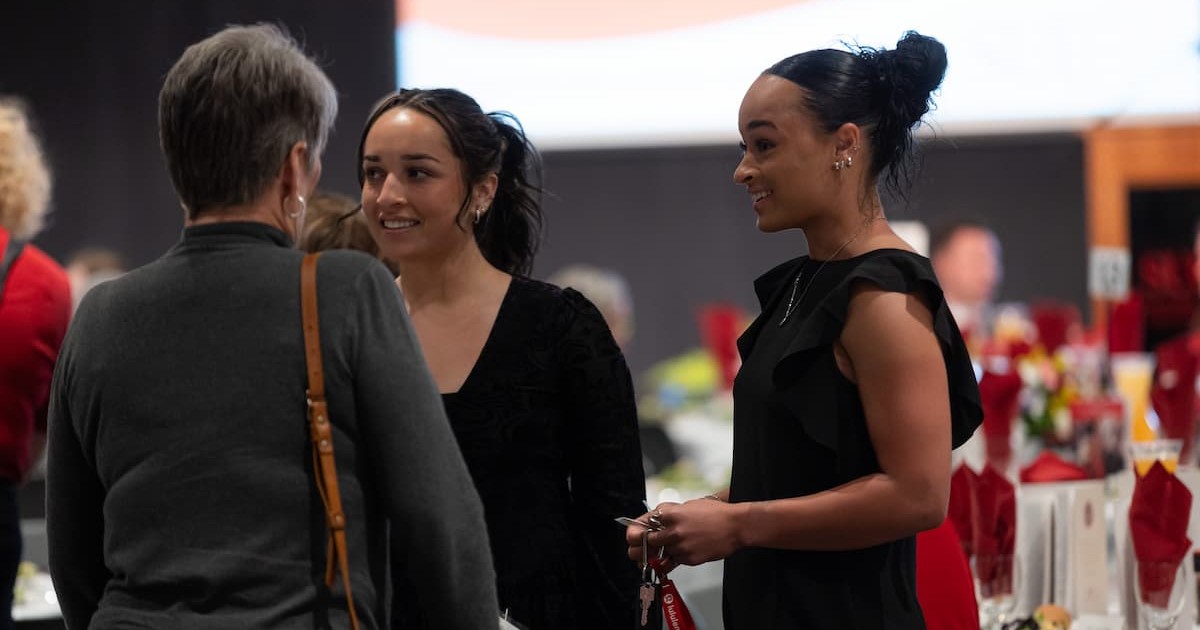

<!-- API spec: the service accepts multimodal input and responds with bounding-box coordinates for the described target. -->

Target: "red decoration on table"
[979,369,1023,473]
[1152,333,1199,462]
[971,466,1017,599]
[948,463,978,559]
[1031,300,1080,354]
[1109,293,1145,354]
[1129,461,1193,608]
[698,304,742,391]
[1019,450,1089,483]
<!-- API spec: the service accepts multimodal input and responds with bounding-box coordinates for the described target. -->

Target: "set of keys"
[616,515,665,628]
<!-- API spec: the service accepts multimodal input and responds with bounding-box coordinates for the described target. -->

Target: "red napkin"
[948,464,978,558]
[698,304,742,391]
[1019,450,1089,483]
[979,369,1023,473]
[971,466,1017,598]
[1129,461,1193,608]
[1031,300,1080,354]
[1152,335,1199,461]
[1109,293,1144,354]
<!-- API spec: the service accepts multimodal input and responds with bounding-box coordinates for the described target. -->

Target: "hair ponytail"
[476,113,543,277]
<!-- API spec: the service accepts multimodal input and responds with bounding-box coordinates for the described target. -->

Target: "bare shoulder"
[841,279,938,367]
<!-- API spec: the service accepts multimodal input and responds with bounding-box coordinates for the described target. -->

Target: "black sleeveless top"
[723,249,982,629]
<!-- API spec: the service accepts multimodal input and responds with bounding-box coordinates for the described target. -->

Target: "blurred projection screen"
[397,0,1200,148]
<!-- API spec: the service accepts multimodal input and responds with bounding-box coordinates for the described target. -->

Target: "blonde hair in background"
[0,99,51,241]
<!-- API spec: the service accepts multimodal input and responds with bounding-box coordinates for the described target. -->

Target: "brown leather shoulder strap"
[300,253,360,630]
[302,254,325,400]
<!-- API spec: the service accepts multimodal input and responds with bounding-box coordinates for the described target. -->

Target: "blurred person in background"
[298,190,371,253]
[357,88,646,629]
[547,264,679,478]
[64,247,125,314]
[0,98,71,630]
[547,264,634,350]
[299,189,400,276]
[929,219,1003,343]
[47,24,496,630]
[625,32,982,628]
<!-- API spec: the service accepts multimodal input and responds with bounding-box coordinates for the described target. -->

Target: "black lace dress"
[441,276,646,630]
[724,249,982,629]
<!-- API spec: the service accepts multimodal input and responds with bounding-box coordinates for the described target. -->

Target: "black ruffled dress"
[723,249,983,629]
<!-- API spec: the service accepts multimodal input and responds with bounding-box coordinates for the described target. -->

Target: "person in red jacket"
[0,98,70,629]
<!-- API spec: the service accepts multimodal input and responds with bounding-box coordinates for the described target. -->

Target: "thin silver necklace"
[778,219,875,326]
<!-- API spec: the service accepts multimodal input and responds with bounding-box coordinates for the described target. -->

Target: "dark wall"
[536,134,1088,375]
[0,1,1089,377]
[0,0,396,267]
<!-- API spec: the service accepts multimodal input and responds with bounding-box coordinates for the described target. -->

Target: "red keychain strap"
[650,558,697,630]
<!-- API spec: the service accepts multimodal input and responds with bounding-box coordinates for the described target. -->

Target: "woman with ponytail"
[625,32,983,628]
[357,89,646,629]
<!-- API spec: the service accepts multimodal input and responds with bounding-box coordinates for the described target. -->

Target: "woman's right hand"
[626,498,743,572]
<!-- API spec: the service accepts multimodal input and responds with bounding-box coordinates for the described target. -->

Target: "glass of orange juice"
[1129,439,1183,476]
[1111,352,1156,442]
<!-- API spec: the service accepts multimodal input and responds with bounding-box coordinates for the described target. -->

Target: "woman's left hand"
[645,497,744,568]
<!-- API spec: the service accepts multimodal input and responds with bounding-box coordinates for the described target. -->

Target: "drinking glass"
[1135,559,1187,630]
[1111,352,1156,442]
[974,554,1022,630]
[1129,439,1183,477]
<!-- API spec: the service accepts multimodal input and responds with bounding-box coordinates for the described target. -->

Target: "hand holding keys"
[618,513,666,628]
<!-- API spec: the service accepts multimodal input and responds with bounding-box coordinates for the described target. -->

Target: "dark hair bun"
[763,31,946,198]
[872,31,947,130]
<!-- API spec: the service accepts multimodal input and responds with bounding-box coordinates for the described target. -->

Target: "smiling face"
[360,107,479,265]
[733,74,842,233]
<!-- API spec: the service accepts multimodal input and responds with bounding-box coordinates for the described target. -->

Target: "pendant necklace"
[778,218,875,327]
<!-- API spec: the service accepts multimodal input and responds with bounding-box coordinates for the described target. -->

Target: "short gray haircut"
[158,24,338,217]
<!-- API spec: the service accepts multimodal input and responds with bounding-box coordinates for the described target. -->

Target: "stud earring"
[846,155,854,168]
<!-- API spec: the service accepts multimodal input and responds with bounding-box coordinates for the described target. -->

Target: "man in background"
[930,219,1003,342]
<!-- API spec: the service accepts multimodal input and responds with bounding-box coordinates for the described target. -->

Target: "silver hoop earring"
[288,194,306,218]
[474,207,482,224]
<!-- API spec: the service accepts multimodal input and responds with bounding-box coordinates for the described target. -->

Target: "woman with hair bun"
[626,32,983,628]
[357,89,646,629]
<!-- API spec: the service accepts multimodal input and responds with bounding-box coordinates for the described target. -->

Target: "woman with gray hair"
[46,24,497,629]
